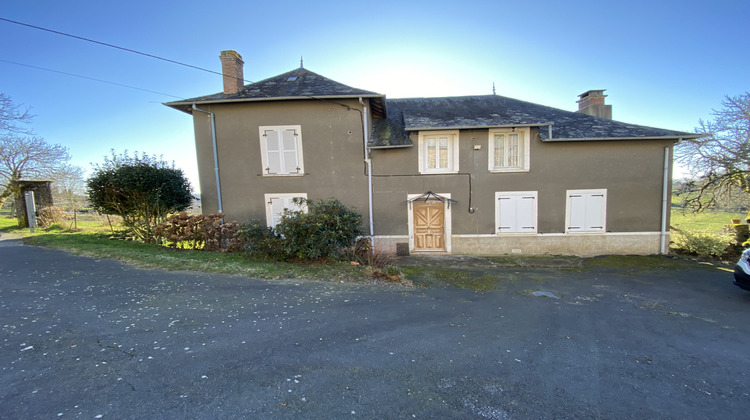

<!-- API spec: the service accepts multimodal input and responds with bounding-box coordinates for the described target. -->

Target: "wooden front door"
[413,201,445,251]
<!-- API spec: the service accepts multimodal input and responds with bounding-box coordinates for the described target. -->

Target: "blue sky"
[1,0,748,191]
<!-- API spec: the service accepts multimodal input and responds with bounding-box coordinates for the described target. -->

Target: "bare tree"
[0,94,70,210]
[675,92,750,217]
[0,136,71,209]
[51,164,87,229]
[0,93,34,134]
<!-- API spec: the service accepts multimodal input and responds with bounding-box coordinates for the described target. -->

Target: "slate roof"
[165,67,698,145]
[368,95,699,148]
[165,67,385,114]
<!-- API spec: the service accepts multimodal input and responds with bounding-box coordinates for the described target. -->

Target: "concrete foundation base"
[374,232,668,257]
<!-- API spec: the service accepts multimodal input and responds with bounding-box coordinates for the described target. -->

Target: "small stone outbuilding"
[12,180,54,227]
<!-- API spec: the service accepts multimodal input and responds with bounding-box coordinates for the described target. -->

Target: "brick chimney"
[576,89,612,119]
[219,50,244,95]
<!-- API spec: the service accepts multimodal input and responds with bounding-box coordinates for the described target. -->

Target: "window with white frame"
[488,128,530,172]
[495,191,537,233]
[566,189,606,233]
[259,125,304,176]
[264,193,307,227]
[418,130,459,174]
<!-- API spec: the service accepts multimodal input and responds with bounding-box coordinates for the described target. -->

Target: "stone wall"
[12,180,54,227]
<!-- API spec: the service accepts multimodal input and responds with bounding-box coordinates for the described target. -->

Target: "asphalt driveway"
[1,238,749,419]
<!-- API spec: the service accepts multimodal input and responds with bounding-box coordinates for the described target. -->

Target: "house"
[165,50,700,257]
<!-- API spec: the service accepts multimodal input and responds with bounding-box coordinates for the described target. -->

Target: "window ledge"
[260,173,305,177]
[490,168,529,174]
[495,232,537,235]
[419,170,459,175]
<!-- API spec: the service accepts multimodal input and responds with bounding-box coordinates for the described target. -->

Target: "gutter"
[360,98,375,247]
[167,94,386,114]
[192,104,223,214]
[541,134,704,142]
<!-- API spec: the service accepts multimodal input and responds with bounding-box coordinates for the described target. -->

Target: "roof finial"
[300,56,304,69]
[492,82,496,96]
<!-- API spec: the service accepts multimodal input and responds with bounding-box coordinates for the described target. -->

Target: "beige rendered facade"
[167,50,699,257]
[368,131,675,256]
[191,99,370,222]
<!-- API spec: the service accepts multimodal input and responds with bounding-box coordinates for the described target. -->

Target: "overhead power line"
[0,17,252,84]
[0,59,185,99]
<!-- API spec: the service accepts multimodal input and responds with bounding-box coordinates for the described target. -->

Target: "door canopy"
[404,191,457,209]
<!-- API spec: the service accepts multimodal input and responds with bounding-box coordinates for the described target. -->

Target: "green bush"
[671,230,735,258]
[239,219,285,259]
[241,198,363,261]
[277,198,363,260]
[87,151,192,242]
[732,224,750,247]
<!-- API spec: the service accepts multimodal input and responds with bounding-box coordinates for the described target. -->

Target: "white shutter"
[266,194,307,227]
[584,194,605,231]
[260,126,303,176]
[264,130,283,174]
[567,191,605,232]
[281,129,299,174]
[497,193,537,233]
[269,197,288,227]
[517,195,536,232]
[568,194,586,231]
[498,196,516,232]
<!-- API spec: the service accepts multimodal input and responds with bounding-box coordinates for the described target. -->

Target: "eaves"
[540,134,706,142]
[165,94,385,114]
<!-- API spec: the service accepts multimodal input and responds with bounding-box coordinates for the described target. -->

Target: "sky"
[1,0,748,192]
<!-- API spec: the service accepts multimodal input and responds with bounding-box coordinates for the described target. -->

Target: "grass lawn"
[671,206,745,233]
[670,192,746,233]
[23,232,372,284]
[0,196,739,288]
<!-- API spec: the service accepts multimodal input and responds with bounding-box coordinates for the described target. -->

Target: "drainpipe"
[660,144,673,254]
[359,98,375,248]
[192,104,223,214]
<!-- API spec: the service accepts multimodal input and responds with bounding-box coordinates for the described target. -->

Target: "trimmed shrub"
[37,206,66,228]
[241,198,363,261]
[154,212,204,249]
[671,230,735,258]
[154,212,244,252]
[87,151,192,242]
[239,219,285,259]
[276,198,363,260]
[207,219,244,252]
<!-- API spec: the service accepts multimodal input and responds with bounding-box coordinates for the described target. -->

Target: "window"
[495,191,537,233]
[566,189,606,233]
[418,130,459,174]
[488,128,530,172]
[259,125,304,176]
[264,193,307,227]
